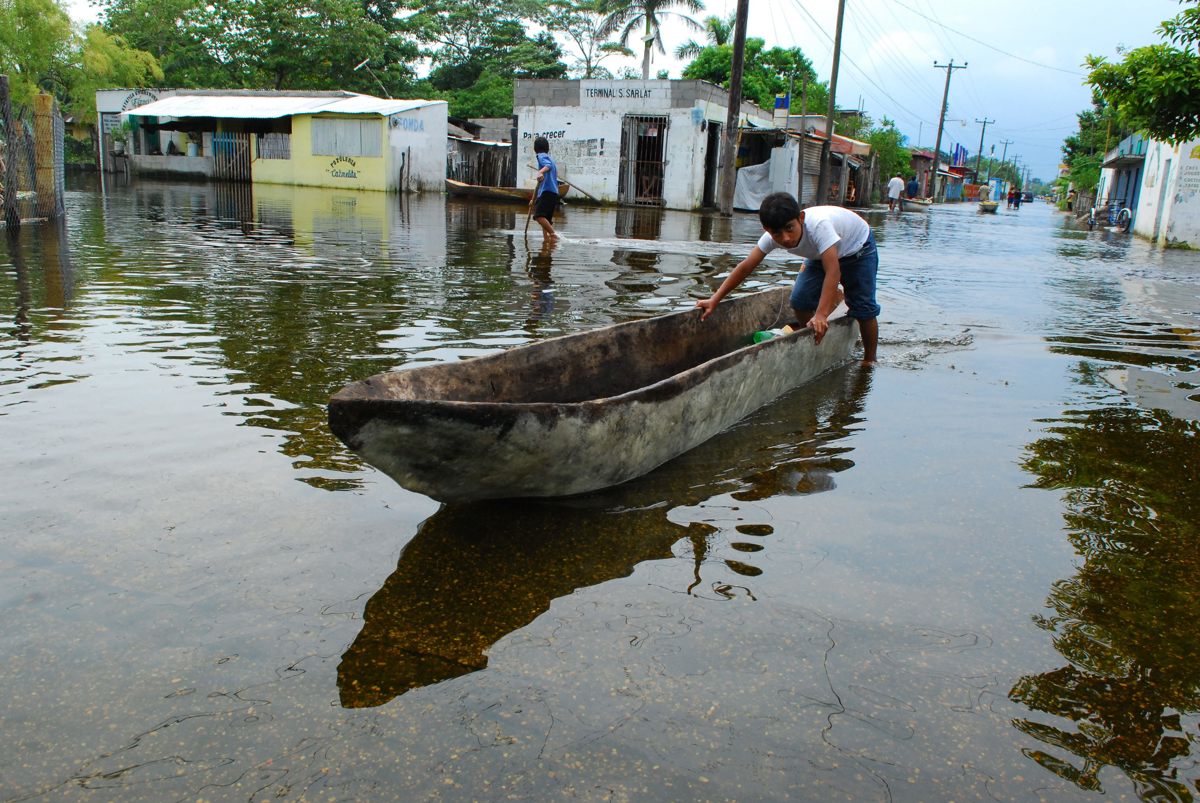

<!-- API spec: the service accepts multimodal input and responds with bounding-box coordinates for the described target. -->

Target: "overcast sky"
[66,0,1183,180]
[615,0,1184,181]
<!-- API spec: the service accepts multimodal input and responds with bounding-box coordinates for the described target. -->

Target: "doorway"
[619,115,668,206]
[701,121,720,208]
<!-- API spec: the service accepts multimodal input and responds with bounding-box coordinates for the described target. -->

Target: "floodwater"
[2,176,1199,801]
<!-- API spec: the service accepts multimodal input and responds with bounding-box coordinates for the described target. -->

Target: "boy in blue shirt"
[531,137,560,241]
[696,192,879,363]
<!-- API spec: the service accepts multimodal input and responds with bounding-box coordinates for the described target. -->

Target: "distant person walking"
[1066,189,1077,212]
[529,136,560,241]
[905,175,919,199]
[886,173,905,212]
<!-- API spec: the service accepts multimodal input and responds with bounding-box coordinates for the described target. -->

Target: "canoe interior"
[334,288,800,407]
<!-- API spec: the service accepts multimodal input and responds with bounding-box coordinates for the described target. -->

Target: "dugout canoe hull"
[445,178,572,203]
[328,288,858,502]
[901,197,932,212]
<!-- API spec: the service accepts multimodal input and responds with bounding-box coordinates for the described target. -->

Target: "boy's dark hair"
[534,136,550,153]
[759,192,801,230]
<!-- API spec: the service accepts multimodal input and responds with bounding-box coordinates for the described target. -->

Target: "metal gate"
[619,115,668,206]
[213,132,251,181]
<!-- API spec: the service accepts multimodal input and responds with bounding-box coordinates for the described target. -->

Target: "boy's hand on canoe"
[696,297,718,321]
[809,313,828,344]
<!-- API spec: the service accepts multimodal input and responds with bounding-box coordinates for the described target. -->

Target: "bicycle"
[1087,197,1133,232]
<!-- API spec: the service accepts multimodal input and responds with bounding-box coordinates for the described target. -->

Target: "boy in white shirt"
[696,192,879,363]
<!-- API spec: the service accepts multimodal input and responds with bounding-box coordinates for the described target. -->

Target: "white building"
[1133,135,1200,247]
[513,79,775,211]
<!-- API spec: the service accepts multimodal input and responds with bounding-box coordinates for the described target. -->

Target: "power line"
[789,0,935,128]
[887,0,1086,76]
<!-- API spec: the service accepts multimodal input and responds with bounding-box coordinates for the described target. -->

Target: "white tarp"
[733,160,772,211]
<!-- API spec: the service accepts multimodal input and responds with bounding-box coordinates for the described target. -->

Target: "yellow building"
[117,90,447,193]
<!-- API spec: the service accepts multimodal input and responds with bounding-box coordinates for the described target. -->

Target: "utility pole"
[718,0,751,216]
[817,0,847,202]
[930,59,967,201]
[998,138,1013,175]
[973,117,993,180]
[798,73,808,206]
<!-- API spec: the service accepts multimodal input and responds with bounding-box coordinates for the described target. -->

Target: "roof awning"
[126,93,438,119]
[448,134,511,148]
[1102,152,1146,169]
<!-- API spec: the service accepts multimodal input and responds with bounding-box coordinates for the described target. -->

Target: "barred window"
[310,118,381,157]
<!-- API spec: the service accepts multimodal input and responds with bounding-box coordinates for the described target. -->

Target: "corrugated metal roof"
[125,93,441,119]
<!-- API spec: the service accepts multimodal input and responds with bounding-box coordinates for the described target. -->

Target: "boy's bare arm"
[696,247,766,320]
[808,246,842,343]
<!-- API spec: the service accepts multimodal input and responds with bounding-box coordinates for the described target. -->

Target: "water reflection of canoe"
[978,201,999,214]
[901,197,932,212]
[337,365,874,706]
[328,288,857,502]
[445,178,572,203]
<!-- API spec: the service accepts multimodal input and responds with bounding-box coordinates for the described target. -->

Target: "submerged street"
[2,177,1199,800]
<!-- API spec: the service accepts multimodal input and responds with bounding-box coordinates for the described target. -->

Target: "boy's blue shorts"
[790,231,880,319]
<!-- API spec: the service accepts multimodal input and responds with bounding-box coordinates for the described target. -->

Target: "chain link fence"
[1,76,66,228]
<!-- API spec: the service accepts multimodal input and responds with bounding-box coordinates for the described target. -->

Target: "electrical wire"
[887,0,1086,76]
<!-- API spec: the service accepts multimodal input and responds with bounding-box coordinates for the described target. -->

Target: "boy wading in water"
[530,136,560,241]
[696,192,880,364]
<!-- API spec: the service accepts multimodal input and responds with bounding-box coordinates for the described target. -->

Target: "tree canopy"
[681,37,829,113]
[1086,1,1200,144]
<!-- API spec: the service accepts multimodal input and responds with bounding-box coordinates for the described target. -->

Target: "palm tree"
[674,13,734,61]
[598,0,705,80]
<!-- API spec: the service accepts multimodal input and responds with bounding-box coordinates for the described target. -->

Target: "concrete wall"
[387,101,448,192]
[1133,137,1200,248]
[130,154,214,178]
[514,79,772,210]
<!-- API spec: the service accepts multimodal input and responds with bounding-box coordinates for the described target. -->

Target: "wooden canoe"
[445,178,572,203]
[328,288,858,502]
[978,200,999,213]
[901,197,932,212]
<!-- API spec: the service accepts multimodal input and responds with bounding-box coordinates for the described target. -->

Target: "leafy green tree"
[101,0,417,94]
[66,26,163,123]
[864,117,910,201]
[99,0,227,87]
[0,0,74,102]
[597,0,704,80]
[681,37,829,113]
[1060,99,1128,194]
[542,0,632,79]
[1086,1,1200,144]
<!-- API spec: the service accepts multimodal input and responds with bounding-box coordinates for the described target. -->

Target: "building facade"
[1131,135,1200,247]
[513,79,774,210]
[100,90,447,193]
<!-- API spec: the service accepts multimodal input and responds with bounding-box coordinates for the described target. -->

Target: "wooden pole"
[974,117,993,180]
[718,0,751,216]
[817,0,846,202]
[798,74,807,207]
[931,60,966,201]
[33,93,58,220]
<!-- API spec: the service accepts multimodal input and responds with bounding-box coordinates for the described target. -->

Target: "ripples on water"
[2,178,1199,800]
